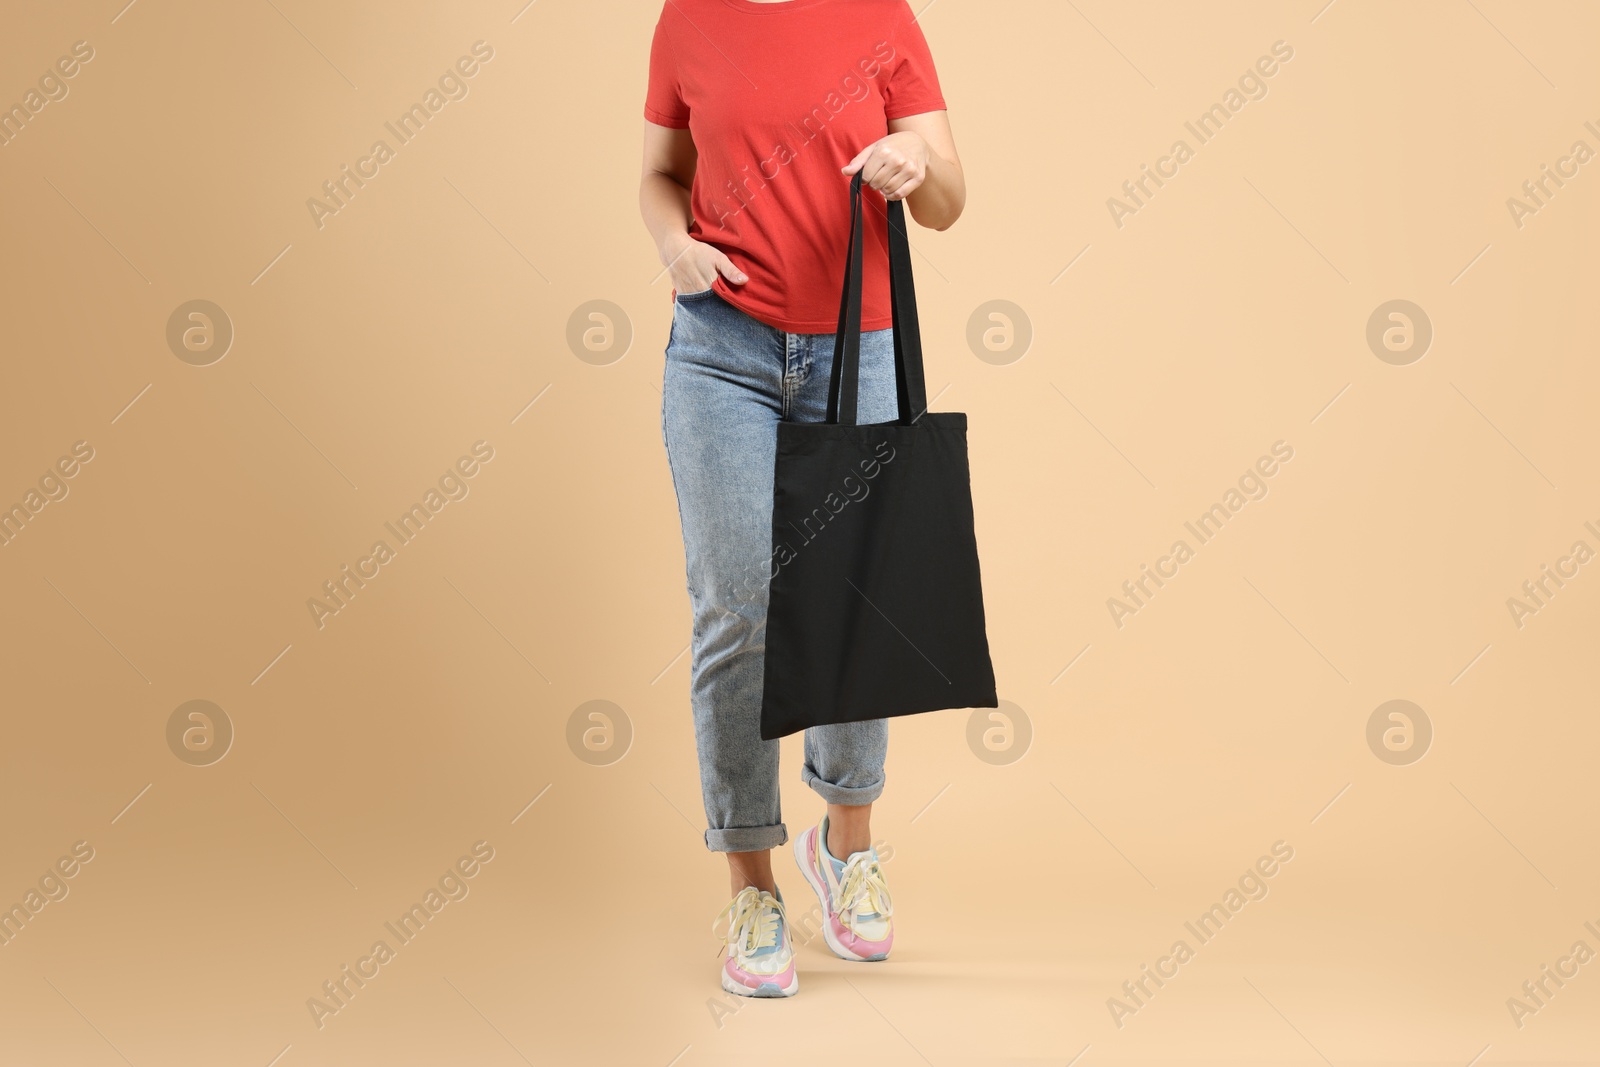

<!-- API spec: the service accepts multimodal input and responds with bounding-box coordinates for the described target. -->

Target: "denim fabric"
[661,287,895,853]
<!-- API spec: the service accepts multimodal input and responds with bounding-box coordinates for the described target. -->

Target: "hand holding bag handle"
[762,170,998,739]
[825,172,930,428]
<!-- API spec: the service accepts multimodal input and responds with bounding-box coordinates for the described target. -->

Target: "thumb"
[716,254,748,285]
[841,144,873,175]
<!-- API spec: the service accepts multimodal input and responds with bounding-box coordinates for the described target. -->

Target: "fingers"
[715,252,748,285]
[852,146,924,200]
[846,134,930,198]
[881,168,922,201]
[673,245,746,292]
[840,144,875,176]
[855,148,894,189]
[870,161,923,201]
[674,272,715,293]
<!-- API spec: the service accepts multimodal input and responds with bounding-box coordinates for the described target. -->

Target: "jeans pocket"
[674,285,717,303]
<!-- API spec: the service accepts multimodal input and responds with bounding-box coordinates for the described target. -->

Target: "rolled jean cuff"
[800,766,885,807]
[705,823,788,853]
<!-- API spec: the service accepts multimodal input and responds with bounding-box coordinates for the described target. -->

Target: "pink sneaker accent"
[724,955,797,992]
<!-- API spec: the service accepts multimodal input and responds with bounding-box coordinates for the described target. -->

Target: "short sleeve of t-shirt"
[644,11,690,128]
[883,1,946,119]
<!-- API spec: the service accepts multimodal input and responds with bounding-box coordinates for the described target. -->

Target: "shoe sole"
[792,830,888,962]
[720,967,799,998]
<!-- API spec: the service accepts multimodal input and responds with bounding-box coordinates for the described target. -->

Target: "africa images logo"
[306,441,495,630]
[306,841,496,1029]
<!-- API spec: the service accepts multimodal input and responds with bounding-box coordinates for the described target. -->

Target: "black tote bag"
[758,172,998,740]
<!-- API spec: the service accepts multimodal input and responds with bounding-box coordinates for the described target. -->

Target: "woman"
[639,0,964,998]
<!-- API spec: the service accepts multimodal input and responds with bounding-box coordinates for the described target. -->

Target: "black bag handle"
[825,172,929,427]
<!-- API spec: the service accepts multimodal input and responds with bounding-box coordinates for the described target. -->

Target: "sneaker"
[716,886,798,997]
[793,816,894,961]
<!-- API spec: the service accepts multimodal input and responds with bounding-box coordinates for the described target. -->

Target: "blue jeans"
[661,287,894,853]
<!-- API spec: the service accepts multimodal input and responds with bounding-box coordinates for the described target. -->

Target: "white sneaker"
[793,816,894,961]
[716,886,798,997]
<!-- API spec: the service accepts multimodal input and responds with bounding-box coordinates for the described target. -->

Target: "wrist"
[659,230,693,267]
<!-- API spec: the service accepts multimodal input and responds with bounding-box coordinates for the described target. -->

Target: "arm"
[842,110,965,231]
[639,121,748,292]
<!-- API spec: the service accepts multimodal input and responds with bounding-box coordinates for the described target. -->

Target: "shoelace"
[717,887,783,958]
[836,854,893,936]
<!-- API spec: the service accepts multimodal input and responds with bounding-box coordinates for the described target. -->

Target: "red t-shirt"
[645,0,947,332]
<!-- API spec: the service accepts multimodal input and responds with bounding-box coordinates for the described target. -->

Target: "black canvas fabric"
[759,172,998,740]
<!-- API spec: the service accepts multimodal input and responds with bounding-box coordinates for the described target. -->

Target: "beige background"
[2,0,1597,1064]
